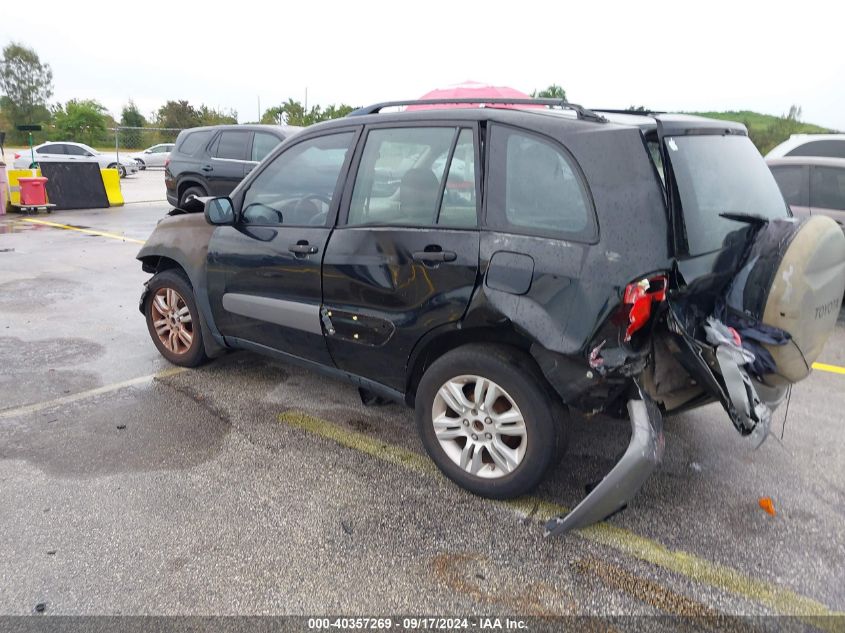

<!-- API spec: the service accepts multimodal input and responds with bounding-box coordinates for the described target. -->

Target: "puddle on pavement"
[0,277,80,311]
[0,378,231,477]
[0,219,45,234]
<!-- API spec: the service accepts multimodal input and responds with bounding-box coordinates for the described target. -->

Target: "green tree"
[155,100,201,129]
[120,100,147,148]
[531,84,567,100]
[51,99,109,146]
[197,105,237,126]
[261,99,355,127]
[0,42,53,142]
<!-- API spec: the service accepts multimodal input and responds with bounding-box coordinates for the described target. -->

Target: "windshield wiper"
[718,211,769,225]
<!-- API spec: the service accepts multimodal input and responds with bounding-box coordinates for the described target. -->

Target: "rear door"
[245,131,284,179]
[809,165,845,226]
[321,123,481,391]
[207,130,252,196]
[206,128,359,364]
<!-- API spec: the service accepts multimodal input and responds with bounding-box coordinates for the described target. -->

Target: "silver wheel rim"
[432,375,527,479]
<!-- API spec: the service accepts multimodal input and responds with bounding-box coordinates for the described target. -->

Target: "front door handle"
[412,250,457,263]
[201,164,213,172]
[289,242,319,255]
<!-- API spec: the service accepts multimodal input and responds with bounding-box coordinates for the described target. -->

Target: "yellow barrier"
[7,168,43,206]
[100,168,124,206]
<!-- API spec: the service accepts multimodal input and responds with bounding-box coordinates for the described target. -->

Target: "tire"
[415,344,562,499]
[144,269,208,367]
[179,185,206,210]
[108,163,127,178]
[135,159,146,170]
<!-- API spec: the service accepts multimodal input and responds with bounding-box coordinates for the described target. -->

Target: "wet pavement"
[0,178,843,623]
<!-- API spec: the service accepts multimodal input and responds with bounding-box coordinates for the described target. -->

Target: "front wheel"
[144,269,208,367]
[109,163,127,178]
[415,345,563,499]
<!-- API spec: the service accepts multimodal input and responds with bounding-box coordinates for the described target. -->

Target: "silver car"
[768,156,845,227]
[130,143,174,170]
[12,141,139,177]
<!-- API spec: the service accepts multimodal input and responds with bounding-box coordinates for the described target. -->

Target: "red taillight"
[623,274,668,341]
[14,153,21,159]
[164,158,170,168]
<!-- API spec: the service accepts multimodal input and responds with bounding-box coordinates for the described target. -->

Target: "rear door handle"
[201,164,213,172]
[412,250,457,263]
[289,242,319,255]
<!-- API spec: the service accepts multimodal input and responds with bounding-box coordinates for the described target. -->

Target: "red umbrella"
[406,81,541,110]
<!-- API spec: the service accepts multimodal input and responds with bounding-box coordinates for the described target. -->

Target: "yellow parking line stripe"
[0,367,185,420]
[813,362,845,376]
[20,218,146,245]
[279,410,843,628]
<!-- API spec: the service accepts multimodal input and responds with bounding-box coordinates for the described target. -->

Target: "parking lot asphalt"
[1,171,844,624]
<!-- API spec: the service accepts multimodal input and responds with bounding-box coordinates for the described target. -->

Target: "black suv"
[139,99,845,535]
[165,124,301,209]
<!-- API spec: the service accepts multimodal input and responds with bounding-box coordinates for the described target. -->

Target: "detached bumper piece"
[545,396,664,536]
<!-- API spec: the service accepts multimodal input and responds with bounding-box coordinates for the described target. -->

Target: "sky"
[2,0,844,130]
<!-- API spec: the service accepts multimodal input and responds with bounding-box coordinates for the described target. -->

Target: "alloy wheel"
[151,287,194,355]
[432,375,527,479]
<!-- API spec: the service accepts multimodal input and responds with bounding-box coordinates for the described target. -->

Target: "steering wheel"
[299,194,333,226]
[301,193,332,207]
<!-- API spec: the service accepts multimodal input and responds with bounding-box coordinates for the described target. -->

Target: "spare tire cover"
[726,216,845,384]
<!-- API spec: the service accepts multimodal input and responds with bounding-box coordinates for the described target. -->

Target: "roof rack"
[347,98,607,123]
[591,108,665,116]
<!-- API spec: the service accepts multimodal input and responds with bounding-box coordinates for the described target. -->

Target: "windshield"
[666,134,788,256]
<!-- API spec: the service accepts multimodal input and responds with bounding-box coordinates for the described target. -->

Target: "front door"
[322,124,481,391]
[206,129,358,364]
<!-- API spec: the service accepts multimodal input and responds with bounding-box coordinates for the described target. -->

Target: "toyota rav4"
[137,99,845,535]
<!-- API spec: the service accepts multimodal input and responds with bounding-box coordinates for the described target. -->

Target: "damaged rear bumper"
[545,395,664,536]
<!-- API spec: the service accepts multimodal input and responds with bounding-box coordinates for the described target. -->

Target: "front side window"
[251,132,281,162]
[810,166,845,211]
[64,145,91,156]
[487,125,594,240]
[771,165,808,207]
[241,132,354,226]
[347,127,459,227]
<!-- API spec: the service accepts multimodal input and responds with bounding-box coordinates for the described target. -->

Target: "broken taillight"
[623,274,668,341]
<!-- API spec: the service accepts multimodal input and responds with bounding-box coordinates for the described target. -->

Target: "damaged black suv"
[137,99,845,535]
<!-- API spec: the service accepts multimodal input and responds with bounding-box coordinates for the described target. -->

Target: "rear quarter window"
[176,130,214,156]
[486,125,596,242]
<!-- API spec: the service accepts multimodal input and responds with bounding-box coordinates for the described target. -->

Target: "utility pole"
[257,96,261,122]
[304,87,308,112]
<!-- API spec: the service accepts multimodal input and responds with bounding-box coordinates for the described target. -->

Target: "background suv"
[165,124,301,208]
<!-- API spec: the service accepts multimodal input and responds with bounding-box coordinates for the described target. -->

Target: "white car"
[12,142,139,177]
[130,143,174,170]
[766,134,845,160]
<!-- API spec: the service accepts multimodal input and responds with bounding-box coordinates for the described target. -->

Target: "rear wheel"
[415,345,562,499]
[144,269,207,367]
[179,185,206,210]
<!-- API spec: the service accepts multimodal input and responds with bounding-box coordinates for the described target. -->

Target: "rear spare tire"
[726,215,845,385]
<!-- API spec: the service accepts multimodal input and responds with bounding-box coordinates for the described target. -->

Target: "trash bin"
[18,176,48,206]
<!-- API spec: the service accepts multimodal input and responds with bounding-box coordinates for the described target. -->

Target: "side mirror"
[145,149,152,154]
[204,197,236,226]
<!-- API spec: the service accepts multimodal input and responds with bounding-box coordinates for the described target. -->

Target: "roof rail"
[591,108,666,116]
[347,98,607,123]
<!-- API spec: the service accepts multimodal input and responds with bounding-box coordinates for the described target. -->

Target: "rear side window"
[786,140,845,159]
[810,166,845,211]
[176,130,214,155]
[213,131,250,160]
[38,144,64,154]
[252,132,281,162]
[771,165,809,207]
[487,125,595,241]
